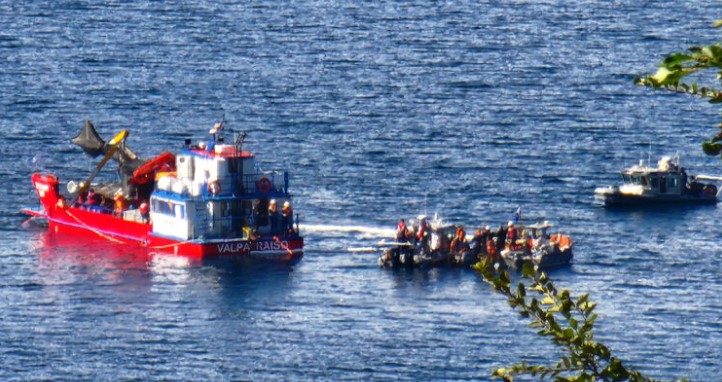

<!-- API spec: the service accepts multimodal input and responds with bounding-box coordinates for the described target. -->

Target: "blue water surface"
[1,1,721,380]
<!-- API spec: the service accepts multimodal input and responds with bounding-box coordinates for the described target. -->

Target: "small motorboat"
[377,216,480,268]
[371,213,574,270]
[594,156,720,207]
[498,221,573,270]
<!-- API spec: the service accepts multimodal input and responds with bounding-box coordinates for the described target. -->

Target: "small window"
[228,158,238,173]
[174,204,185,219]
[650,177,658,188]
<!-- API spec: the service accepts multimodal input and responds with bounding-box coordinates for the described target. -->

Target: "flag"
[513,207,521,223]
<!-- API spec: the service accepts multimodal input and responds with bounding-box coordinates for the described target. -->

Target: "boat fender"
[703,184,717,196]
[208,180,221,195]
[257,177,272,193]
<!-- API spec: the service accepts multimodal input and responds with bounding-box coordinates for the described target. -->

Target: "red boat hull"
[29,173,304,263]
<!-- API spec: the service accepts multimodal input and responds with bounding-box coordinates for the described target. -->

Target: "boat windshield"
[622,174,648,186]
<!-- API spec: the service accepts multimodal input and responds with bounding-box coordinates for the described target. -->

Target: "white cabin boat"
[594,156,719,207]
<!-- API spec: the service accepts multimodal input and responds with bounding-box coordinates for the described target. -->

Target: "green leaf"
[702,141,722,155]
[517,282,526,298]
[651,66,690,85]
[711,131,722,143]
[709,93,722,104]
[560,289,570,300]
[702,44,722,61]
[576,293,589,307]
[661,53,693,69]
[561,300,573,318]
[521,262,536,278]
[529,284,544,293]
[651,67,673,83]
[500,271,510,285]
[541,296,555,305]
[562,328,574,340]
[492,368,507,377]
[587,313,598,325]
[562,356,571,369]
[597,343,611,360]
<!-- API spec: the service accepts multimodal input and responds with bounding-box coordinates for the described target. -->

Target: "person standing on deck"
[680,168,688,194]
[478,226,491,255]
[281,201,293,236]
[416,216,429,251]
[506,221,518,250]
[113,192,125,217]
[268,199,279,233]
[87,188,100,206]
[471,229,484,257]
[495,225,506,253]
[396,218,409,243]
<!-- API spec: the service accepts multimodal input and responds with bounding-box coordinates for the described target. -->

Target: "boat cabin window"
[228,158,238,174]
[152,199,178,216]
[626,175,647,186]
[650,177,658,188]
[668,177,678,188]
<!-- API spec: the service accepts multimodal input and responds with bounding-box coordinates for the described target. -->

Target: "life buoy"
[257,177,272,193]
[208,180,221,195]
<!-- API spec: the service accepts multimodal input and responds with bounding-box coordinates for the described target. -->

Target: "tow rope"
[273,236,295,256]
[65,209,127,244]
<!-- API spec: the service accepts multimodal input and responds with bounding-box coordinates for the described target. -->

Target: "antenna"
[424,192,428,217]
[647,142,651,168]
[235,130,247,153]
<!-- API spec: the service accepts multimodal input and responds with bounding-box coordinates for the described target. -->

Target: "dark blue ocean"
[1,1,721,380]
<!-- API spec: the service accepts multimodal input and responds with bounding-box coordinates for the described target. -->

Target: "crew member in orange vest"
[487,237,498,263]
[396,218,409,242]
[139,201,150,223]
[506,221,518,250]
[268,199,279,233]
[114,192,125,217]
[281,201,293,235]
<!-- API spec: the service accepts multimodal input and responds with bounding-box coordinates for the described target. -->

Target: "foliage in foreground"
[635,19,722,157]
[473,261,686,382]
[472,16,710,382]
